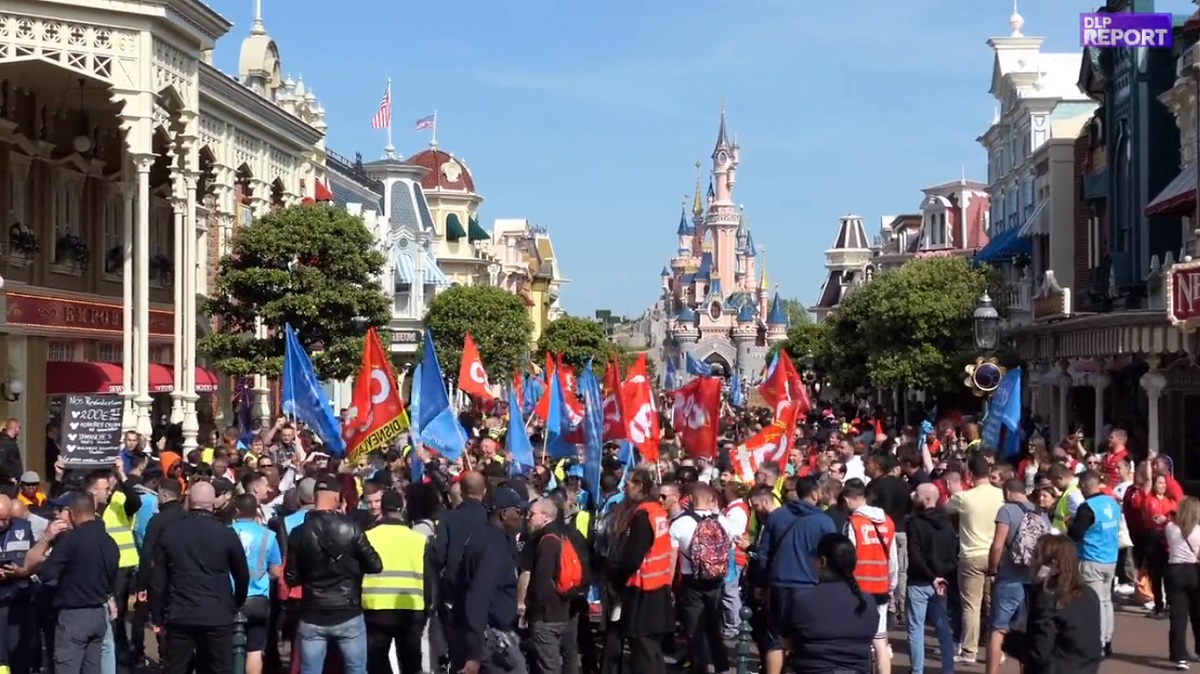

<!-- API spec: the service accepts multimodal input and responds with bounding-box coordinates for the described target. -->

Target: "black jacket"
[149,510,249,627]
[1022,583,1102,674]
[906,506,958,586]
[0,434,22,483]
[137,500,187,593]
[284,510,382,619]
[432,499,489,591]
[455,523,519,661]
[866,475,913,533]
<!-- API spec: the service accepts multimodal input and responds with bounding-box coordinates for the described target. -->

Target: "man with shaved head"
[517,496,580,674]
[431,470,491,670]
[150,479,250,674]
[903,481,959,672]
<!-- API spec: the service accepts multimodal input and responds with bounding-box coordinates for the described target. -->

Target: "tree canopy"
[769,322,830,367]
[424,284,534,381]
[781,298,812,325]
[536,316,611,370]
[822,256,1006,392]
[200,204,391,380]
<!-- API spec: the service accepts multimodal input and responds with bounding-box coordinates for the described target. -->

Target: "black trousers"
[1166,564,1200,661]
[1146,532,1168,611]
[0,598,34,674]
[626,635,665,674]
[677,577,730,674]
[163,624,234,674]
[111,567,145,658]
[363,609,425,674]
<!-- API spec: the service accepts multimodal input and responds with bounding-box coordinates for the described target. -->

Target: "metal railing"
[325,148,383,192]
[1000,280,1032,313]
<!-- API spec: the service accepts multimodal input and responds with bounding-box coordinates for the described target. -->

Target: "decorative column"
[168,144,186,425]
[119,175,136,432]
[247,178,271,427]
[133,151,156,436]
[1057,369,1071,442]
[1140,363,1167,456]
[1090,371,1110,447]
[179,115,201,451]
[1026,364,1042,417]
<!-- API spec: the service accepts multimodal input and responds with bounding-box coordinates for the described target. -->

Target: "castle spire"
[251,0,266,35]
[759,246,769,290]
[692,160,703,216]
[713,97,730,155]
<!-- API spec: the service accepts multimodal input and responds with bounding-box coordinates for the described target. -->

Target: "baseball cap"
[295,477,317,505]
[19,471,40,485]
[490,487,525,513]
[380,490,404,513]
[313,474,341,493]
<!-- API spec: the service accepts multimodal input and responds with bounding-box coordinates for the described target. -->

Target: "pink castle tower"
[709,101,740,283]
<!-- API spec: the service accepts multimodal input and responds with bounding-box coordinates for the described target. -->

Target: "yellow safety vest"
[1053,483,1080,533]
[573,510,591,539]
[102,490,139,568]
[362,524,426,611]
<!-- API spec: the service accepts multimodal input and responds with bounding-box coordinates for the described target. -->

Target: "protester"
[361,490,431,674]
[787,533,878,673]
[1015,535,1102,674]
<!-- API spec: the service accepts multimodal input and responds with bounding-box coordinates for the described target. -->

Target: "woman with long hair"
[1165,496,1200,669]
[787,533,878,674]
[1019,535,1102,674]
[1143,470,1180,617]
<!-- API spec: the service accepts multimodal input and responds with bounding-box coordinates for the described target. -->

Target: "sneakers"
[1115,583,1135,596]
[954,654,979,665]
[1177,661,1189,670]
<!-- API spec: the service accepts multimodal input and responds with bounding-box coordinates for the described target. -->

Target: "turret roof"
[660,266,670,277]
[831,215,871,251]
[676,206,693,236]
[744,230,756,257]
[737,303,756,323]
[767,292,788,326]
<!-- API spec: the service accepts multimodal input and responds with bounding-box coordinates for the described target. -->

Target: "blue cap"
[490,487,526,512]
[49,491,76,509]
[566,465,585,479]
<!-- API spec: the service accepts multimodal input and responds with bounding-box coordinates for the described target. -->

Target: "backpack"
[688,514,732,581]
[543,533,585,595]
[1009,509,1052,567]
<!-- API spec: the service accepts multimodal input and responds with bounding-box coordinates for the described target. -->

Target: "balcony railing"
[1000,280,1032,314]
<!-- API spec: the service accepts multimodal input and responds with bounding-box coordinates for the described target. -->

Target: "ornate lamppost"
[801,350,818,398]
[964,291,1006,396]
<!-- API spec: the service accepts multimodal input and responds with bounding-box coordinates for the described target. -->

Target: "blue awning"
[393,251,416,286]
[975,227,1031,263]
[423,253,451,286]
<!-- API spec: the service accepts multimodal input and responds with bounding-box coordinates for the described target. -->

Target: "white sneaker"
[1176,661,1189,670]
[1115,583,1135,596]
[1146,600,1158,610]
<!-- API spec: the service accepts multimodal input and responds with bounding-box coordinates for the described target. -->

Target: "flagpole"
[384,78,394,157]
[430,110,438,147]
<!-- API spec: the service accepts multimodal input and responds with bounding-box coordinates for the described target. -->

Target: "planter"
[55,233,89,269]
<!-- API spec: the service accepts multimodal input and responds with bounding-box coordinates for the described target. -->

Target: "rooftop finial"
[1009,0,1024,36]
[692,160,704,216]
[251,0,266,35]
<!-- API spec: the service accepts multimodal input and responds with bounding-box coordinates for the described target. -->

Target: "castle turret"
[676,202,693,256]
[660,266,670,289]
[733,303,757,375]
[673,306,699,346]
[766,290,788,343]
[708,102,740,283]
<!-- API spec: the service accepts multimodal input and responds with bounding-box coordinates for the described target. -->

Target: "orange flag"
[343,328,408,463]
[621,353,660,462]
[457,333,493,400]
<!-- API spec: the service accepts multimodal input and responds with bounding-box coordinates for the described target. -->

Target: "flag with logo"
[457,332,494,400]
[506,385,534,474]
[602,356,626,442]
[982,367,1023,459]
[281,325,346,455]
[416,329,468,460]
[342,328,407,463]
[759,350,810,419]
[621,353,660,463]
[544,366,576,460]
[672,376,722,460]
[731,400,800,479]
[685,352,713,377]
[535,356,584,424]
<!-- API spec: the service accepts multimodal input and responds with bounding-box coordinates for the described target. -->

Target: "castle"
[658,106,789,382]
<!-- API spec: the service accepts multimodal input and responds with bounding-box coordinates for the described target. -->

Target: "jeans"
[297,616,368,674]
[1080,560,1116,645]
[906,584,954,674]
[101,620,114,674]
[529,622,566,674]
[721,566,743,636]
[892,532,909,620]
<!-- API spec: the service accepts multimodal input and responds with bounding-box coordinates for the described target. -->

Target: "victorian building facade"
[657,105,787,381]
[0,1,331,477]
[490,218,566,343]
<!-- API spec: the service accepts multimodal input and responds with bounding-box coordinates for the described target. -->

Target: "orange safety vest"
[849,512,894,596]
[18,492,46,508]
[628,501,673,591]
[724,500,751,568]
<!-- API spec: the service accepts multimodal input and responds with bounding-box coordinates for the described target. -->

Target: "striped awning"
[393,251,417,286]
[1018,199,1049,238]
[423,253,451,286]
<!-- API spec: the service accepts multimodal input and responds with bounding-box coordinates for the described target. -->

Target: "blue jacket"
[755,501,836,588]
[787,580,878,673]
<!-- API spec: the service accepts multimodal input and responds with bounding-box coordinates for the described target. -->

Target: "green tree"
[781,298,813,325]
[424,285,534,381]
[769,322,830,366]
[828,256,1006,392]
[200,204,391,380]
[536,316,611,370]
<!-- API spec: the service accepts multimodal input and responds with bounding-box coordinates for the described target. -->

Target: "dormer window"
[923,195,951,248]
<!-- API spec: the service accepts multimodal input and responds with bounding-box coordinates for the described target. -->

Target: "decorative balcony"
[1001,280,1032,313]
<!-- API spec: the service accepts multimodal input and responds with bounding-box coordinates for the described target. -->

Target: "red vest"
[724,500,751,567]
[628,501,673,591]
[849,512,894,596]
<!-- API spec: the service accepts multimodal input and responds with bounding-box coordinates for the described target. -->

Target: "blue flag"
[580,359,604,510]
[981,367,1023,458]
[506,386,535,474]
[409,362,423,436]
[764,352,779,381]
[545,368,575,460]
[521,375,544,417]
[664,357,678,390]
[281,325,346,455]
[729,371,745,408]
[686,352,712,377]
[416,329,467,460]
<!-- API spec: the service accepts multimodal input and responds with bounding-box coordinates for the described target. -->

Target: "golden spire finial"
[759,245,769,290]
[692,160,703,216]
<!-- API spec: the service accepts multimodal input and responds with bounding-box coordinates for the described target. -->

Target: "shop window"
[48,341,79,362]
[150,346,172,364]
[103,192,124,277]
[97,342,121,363]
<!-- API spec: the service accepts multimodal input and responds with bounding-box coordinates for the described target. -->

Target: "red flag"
[513,370,525,411]
[535,355,584,423]
[344,328,408,463]
[457,333,493,400]
[621,353,660,463]
[602,356,626,441]
[672,377,721,459]
[731,400,800,478]
[759,351,811,419]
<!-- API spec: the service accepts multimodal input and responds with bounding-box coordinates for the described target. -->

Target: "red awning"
[1146,164,1197,217]
[45,361,125,395]
[315,179,335,202]
[148,364,174,393]
[165,365,219,392]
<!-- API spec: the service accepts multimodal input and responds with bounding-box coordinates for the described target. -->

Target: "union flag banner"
[535,355,584,424]
[344,328,408,462]
[759,350,811,419]
[621,353,660,463]
[457,332,493,400]
[601,356,626,442]
[672,377,721,459]
[731,400,801,480]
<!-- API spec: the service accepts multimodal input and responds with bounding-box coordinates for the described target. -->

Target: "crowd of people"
[0,401,1187,674]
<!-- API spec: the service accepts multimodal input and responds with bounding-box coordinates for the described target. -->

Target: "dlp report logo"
[1081,13,1172,48]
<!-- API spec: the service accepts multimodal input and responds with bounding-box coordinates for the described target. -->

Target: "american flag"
[371,84,391,130]
[415,114,436,131]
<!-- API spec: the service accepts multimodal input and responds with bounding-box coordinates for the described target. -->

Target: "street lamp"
[803,351,816,374]
[972,291,1000,354]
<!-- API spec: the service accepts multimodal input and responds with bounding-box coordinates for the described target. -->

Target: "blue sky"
[206,0,1194,317]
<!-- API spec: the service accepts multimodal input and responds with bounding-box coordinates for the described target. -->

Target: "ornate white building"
[490,218,567,341]
[0,0,329,476]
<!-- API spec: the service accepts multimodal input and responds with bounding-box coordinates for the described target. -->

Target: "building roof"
[766,292,788,326]
[816,270,845,309]
[676,206,694,236]
[831,215,870,250]
[405,147,476,193]
[737,303,756,323]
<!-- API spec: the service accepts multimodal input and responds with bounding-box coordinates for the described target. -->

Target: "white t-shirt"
[843,455,868,484]
[723,500,749,540]
[669,509,733,576]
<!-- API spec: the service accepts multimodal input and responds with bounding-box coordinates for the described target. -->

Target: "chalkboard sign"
[60,394,124,466]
